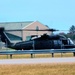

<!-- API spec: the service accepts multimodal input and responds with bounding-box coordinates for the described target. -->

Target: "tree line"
[59,25,75,40]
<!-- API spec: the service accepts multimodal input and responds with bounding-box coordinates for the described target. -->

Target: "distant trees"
[68,25,75,40]
[69,25,75,33]
[59,25,75,40]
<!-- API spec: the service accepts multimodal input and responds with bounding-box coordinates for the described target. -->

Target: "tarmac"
[0,57,75,64]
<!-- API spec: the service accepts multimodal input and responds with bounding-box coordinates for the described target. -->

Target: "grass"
[0,63,75,75]
[0,53,74,59]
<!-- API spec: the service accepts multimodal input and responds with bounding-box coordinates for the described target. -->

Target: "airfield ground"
[0,53,75,75]
[0,63,75,75]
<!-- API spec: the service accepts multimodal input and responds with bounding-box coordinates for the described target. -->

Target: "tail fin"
[0,27,11,45]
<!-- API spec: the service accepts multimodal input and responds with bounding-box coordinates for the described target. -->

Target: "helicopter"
[0,27,75,50]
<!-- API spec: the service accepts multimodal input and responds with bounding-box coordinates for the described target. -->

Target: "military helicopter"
[0,27,75,50]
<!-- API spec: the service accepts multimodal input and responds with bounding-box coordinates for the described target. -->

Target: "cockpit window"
[53,40,62,49]
[62,39,68,45]
[60,35,66,39]
[68,38,74,45]
[54,40,62,45]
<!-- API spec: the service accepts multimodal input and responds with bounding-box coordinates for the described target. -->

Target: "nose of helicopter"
[68,38,75,45]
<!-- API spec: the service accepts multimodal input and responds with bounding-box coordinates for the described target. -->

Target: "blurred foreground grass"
[0,53,74,59]
[0,63,75,75]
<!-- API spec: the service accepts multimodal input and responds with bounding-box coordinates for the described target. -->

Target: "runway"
[0,57,75,64]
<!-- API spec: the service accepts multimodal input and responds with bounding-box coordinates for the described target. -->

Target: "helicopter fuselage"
[12,34,75,50]
[0,27,75,50]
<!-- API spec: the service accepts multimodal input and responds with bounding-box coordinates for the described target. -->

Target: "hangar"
[0,21,52,42]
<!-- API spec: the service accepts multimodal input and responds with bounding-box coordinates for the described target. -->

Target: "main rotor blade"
[24,29,59,31]
[6,29,22,31]
[6,29,59,32]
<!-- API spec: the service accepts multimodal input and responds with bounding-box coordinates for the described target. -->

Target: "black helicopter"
[0,27,75,50]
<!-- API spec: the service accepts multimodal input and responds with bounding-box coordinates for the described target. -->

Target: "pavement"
[0,57,75,64]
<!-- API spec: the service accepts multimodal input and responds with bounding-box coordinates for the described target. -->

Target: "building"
[0,21,52,42]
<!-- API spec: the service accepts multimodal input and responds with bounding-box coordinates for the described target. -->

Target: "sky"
[0,0,75,33]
